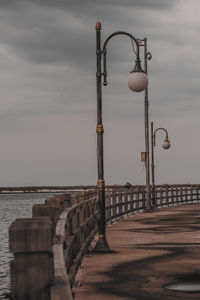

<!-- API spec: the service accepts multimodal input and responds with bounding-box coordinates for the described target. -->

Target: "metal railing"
[105,184,200,223]
[154,184,200,208]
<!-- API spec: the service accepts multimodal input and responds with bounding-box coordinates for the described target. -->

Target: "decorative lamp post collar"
[96,21,101,30]
[133,59,145,73]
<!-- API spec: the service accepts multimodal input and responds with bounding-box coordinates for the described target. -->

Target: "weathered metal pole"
[94,22,111,252]
[151,121,155,205]
[94,22,149,250]
[144,38,151,210]
[151,125,170,207]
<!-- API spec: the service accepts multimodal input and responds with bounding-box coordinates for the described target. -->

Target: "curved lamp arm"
[102,31,141,86]
[153,127,169,147]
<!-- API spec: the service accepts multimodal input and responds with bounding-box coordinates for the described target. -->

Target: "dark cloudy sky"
[0,0,199,186]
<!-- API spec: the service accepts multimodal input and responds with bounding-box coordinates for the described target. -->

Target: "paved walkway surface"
[73,205,200,300]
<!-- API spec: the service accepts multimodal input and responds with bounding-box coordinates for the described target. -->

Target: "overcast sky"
[0,0,200,186]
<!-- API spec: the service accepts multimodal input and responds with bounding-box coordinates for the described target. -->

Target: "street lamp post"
[94,21,149,252]
[132,38,152,211]
[151,121,171,206]
[143,38,152,212]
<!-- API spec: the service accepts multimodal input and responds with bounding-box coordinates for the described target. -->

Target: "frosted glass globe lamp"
[128,60,148,92]
[162,137,170,149]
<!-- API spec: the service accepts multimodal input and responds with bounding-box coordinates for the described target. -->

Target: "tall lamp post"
[151,121,171,206]
[140,38,152,213]
[94,21,150,252]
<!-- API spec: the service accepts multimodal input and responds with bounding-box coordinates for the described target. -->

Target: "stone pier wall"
[9,190,97,300]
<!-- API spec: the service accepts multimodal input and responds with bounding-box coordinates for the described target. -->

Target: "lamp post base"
[93,235,113,253]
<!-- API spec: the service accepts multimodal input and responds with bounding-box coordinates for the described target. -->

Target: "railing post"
[160,187,163,207]
[70,192,80,205]
[112,188,117,220]
[165,186,169,206]
[9,217,53,300]
[142,188,146,210]
[154,186,157,207]
[190,185,193,203]
[184,185,188,203]
[136,187,139,212]
[124,188,128,216]
[129,188,134,213]
[176,186,179,205]
[171,186,174,205]
[197,186,200,202]
[106,189,111,223]
[118,188,122,219]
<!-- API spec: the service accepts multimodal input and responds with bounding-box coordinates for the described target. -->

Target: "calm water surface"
[0,193,55,299]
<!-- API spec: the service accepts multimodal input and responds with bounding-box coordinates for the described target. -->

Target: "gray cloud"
[0,0,177,11]
[0,0,23,10]
[0,0,199,186]
[0,0,179,68]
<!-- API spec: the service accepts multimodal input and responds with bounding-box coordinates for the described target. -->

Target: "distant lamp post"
[151,121,171,205]
[94,21,149,252]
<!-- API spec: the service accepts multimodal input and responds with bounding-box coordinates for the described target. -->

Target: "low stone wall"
[9,217,54,300]
[9,190,97,300]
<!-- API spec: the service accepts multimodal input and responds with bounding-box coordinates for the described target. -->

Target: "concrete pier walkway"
[74,205,200,300]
